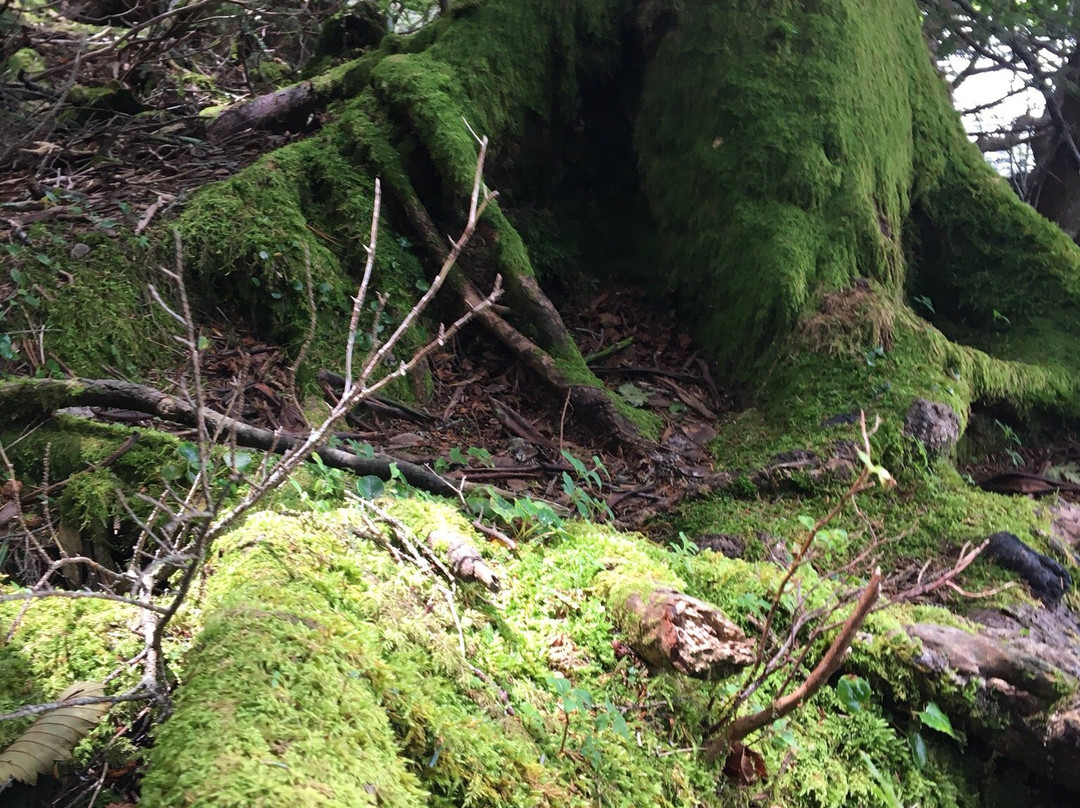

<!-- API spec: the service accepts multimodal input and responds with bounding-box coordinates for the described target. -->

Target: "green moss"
[0,416,181,543]
[2,231,176,377]
[2,47,45,78]
[133,501,969,807]
[0,597,143,749]
[635,0,920,368]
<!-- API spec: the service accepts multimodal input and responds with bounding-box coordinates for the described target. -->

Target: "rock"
[902,398,960,455]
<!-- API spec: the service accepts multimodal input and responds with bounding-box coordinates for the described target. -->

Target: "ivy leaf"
[617,383,649,407]
[917,702,957,739]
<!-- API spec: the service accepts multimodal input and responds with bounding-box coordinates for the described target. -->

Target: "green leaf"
[177,442,200,467]
[616,382,649,407]
[836,674,872,713]
[908,731,927,770]
[160,463,184,481]
[0,334,17,360]
[913,294,935,314]
[196,335,211,351]
[562,450,587,476]
[226,451,253,474]
[355,476,385,499]
[917,702,957,739]
[467,446,494,467]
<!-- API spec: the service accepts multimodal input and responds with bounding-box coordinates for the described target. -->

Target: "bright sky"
[947,49,1049,174]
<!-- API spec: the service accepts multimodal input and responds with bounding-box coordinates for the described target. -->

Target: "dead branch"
[709,567,882,755]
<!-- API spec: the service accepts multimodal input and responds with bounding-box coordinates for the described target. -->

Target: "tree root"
[389,174,646,450]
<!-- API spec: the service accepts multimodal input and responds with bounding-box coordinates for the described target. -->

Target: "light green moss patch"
[0,597,143,750]
[140,499,971,807]
[2,47,45,78]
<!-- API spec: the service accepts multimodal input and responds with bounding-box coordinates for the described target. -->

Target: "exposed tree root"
[388,174,646,450]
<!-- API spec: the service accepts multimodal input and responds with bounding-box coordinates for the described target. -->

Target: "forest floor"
[3,78,1077,536]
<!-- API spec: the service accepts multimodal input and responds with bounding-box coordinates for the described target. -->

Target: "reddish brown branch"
[709,568,881,755]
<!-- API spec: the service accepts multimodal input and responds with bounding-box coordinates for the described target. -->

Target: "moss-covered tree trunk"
[156,0,1080,458]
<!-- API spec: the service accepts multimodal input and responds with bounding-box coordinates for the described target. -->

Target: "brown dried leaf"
[723,741,769,785]
[0,682,110,785]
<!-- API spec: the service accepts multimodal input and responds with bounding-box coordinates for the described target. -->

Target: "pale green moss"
[134,502,967,808]
[2,47,45,78]
[0,597,143,749]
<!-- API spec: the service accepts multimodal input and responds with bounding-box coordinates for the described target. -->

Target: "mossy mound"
[1,229,176,378]
[136,500,970,808]
[0,416,182,552]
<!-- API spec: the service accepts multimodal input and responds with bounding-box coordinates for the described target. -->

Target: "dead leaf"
[723,740,769,785]
[0,682,110,785]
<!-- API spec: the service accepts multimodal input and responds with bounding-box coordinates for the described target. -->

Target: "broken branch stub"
[427,528,501,593]
[614,588,755,679]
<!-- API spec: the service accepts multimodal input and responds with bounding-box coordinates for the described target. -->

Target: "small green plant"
[859,751,905,808]
[436,445,496,472]
[561,450,613,521]
[161,442,255,503]
[547,674,630,766]
[466,489,565,542]
[994,418,1023,466]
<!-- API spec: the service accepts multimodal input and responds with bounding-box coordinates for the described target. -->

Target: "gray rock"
[903,398,959,455]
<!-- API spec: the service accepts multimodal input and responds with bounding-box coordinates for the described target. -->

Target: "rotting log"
[610,586,755,679]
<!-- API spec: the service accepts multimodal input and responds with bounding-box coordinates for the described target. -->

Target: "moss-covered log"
[130,505,982,808]
[0,378,458,496]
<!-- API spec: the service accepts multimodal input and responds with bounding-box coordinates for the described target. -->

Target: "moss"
[0,597,143,750]
[2,47,45,78]
[178,133,430,392]
[0,416,182,544]
[635,0,920,368]
[2,231,177,377]
[133,499,970,807]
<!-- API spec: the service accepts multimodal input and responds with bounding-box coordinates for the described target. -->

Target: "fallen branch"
[0,377,460,498]
[708,567,882,755]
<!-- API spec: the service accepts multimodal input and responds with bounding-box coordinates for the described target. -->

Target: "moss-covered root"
[351,69,654,443]
[138,515,427,808]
